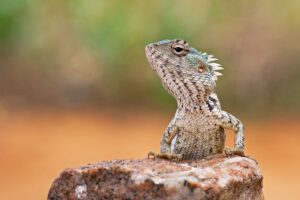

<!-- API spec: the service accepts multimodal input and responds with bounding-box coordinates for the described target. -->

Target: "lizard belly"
[173,127,225,160]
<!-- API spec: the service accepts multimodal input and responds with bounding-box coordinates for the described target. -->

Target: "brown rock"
[48,156,264,200]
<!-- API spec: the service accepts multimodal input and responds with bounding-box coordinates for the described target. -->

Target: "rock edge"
[48,156,264,200]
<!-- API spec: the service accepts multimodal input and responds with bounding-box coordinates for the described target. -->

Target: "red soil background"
[0,109,299,200]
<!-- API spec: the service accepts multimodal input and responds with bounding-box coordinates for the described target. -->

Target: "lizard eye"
[174,47,183,53]
[171,40,189,56]
[171,44,188,56]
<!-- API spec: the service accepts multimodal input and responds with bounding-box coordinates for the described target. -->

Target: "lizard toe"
[224,147,245,157]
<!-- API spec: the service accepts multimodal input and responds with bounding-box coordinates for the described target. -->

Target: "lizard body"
[145,39,245,161]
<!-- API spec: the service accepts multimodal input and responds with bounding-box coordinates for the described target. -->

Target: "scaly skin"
[145,39,245,161]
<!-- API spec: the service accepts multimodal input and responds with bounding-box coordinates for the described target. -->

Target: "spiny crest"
[201,52,223,82]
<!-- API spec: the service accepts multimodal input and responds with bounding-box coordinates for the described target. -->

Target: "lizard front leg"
[161,125,179,153]
[214,110,245,156]
[148,124,183,161]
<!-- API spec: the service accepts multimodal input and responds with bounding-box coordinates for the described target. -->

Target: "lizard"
[145,39,245,161]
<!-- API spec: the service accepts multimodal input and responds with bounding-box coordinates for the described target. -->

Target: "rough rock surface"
[48,155,264,200]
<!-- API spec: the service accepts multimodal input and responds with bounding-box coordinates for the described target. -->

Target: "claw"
[147,151,156,159]
[147,151,183,162]
[224,147,245,157]
[171,154,183,162]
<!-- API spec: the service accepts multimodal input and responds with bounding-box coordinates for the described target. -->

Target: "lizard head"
[145,39,223,105]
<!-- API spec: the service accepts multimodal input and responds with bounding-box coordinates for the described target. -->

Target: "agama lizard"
[145,39,245,161]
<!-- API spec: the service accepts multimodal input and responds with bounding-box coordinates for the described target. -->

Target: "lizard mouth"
[145,43,164,69]
[145,43,161,60]
[145,44,157,69]
[145,43,156,59]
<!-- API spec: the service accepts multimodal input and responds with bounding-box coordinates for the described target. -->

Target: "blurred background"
[0,0,299,199]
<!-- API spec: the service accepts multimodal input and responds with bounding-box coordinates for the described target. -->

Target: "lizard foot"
[224,147,245,157]
[147,151,156,159]
[147,151,183,162]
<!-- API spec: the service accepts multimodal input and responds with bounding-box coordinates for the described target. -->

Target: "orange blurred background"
[0,109,299,200]
[0,0,300,199]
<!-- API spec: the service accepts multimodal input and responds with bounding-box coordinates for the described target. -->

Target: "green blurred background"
[0,0,299,199]
[1,0,299,113]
